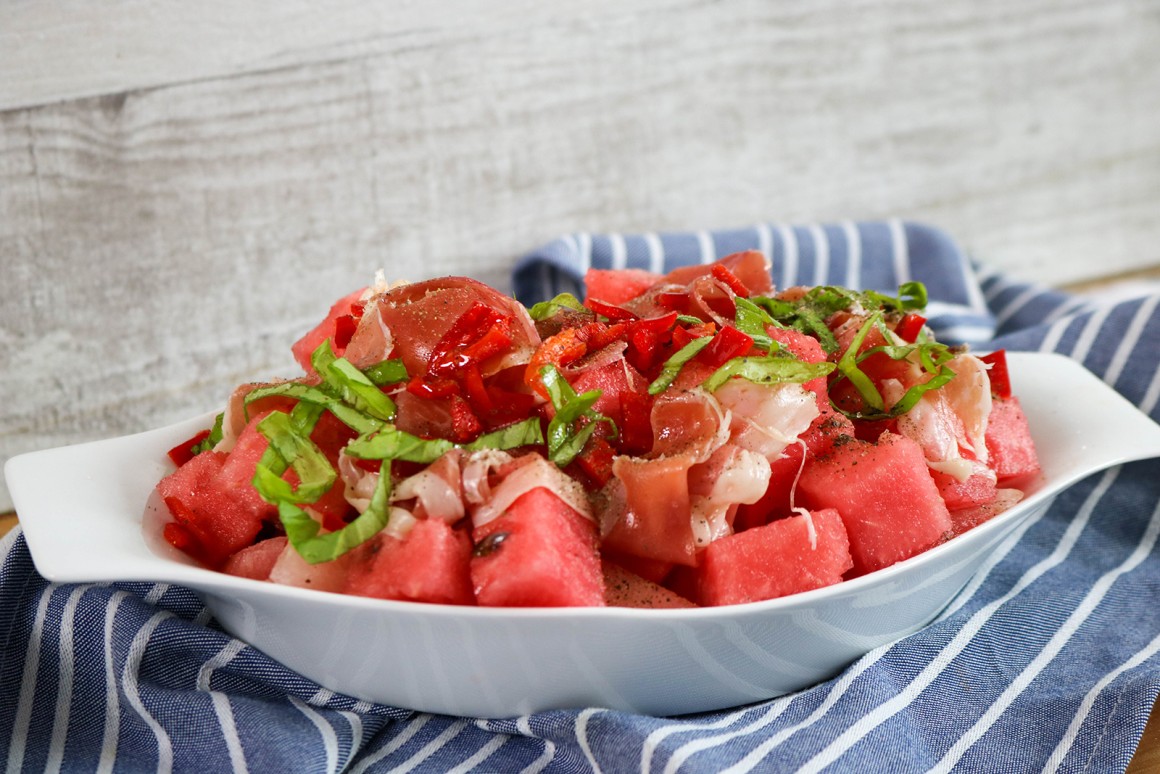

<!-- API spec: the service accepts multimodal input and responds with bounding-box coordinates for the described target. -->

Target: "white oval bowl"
[9,353,1160,717]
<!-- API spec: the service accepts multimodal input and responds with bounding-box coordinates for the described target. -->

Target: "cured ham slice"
[344,276,540,376]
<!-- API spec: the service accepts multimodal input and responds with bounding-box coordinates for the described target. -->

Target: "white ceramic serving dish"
[9,353,1160,717]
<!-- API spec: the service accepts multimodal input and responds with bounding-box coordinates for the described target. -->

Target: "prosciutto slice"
[344,276,540,376]
[602,389,732,564]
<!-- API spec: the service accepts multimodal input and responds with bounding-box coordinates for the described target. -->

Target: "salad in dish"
[155,251,1040,608]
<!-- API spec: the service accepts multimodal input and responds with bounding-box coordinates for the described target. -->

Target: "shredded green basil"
[700,354,835,393]
[748,281,930,354]
[540,364,617,467]
[191,412,224,455]
[244,382,385,435]
[344,417,544,464]
[528,292,586,321]
[829,313,958,420]
[274,459,393,565]
[648,337,712,395]
[362,358,408,387]
[835,313,887,412]
[732,297,776,352]
[311,341,395,422]
[253,409,336,505]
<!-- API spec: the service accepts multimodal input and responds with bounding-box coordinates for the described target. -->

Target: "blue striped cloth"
[4,220,1160,772]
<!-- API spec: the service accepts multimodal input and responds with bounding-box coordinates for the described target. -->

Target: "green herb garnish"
[700,354,835,393]
[528,293,587,321]
[272,460,393,565]
[830,313,957,420]
[648,337,712,395]
[344,417,544,464]
[540,364,617,467]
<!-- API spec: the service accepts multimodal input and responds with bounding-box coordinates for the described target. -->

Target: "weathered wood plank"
[2,0,1159,509]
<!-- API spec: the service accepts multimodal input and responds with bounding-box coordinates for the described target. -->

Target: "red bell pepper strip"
[526,327,589,397]
[626,312,678,375]
[697,325,755,368]
[979,349,1012,399]
[167,429,211,466]
[449,395,484,443]
[574,436,616,488]
[711,263,750,298]
[895,312,927,344]
[427,302,511,377]
[586,298,638,321]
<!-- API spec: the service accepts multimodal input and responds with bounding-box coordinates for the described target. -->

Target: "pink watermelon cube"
[584,268,664,304]
[345,519,475,605]
[602,561,696,609]
[734,411,854,531]
[699,508,853,606]
[222,536,288,580]
[930,469,998,511]
[216,411,280,523]
[156,450,266,568]
[471,487,605,607]
[985,396,1041,484]
[798,432,952,575]
[290,287,366,373]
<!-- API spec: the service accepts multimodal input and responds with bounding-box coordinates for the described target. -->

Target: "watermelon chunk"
[798,432,952,575]
[290,287,366,373]
[603,561,696,608]
[766,327,830,411]
[584,268,664,305]
[222,536,288,580]
[699,508,853,606]
[948,488,1025,536]
[345,519,474,605]
[471,487,604,607]
[734,411,854,532]
[156,450,266,568]
[985,396,1041,484]
[216,412,280,524]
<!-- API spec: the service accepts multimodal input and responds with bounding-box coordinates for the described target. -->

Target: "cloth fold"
[5,220,1160,773]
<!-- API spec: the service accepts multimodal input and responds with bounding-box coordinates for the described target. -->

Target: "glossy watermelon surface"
[798,432,953,576]
[471,487,604,607]
[699,508,853,606]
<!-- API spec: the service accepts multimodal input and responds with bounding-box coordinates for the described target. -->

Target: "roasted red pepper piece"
[574,436,616,488]
[332,314,359,350]
[406,375,459,399]
[711,263,750,297]
[618,390,655,455]
[577,321,629,350]
[525,327,589,397]
[167,429,211,467]
[586,298,638,321]
[428,302,511,377]
[626,312,678,375]
[697,325,755,368]
[449,395,484,443]
[979,349,1012,399]
[895,312,927,344]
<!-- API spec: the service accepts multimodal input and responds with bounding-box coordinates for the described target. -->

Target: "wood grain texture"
[2,0,1160,510]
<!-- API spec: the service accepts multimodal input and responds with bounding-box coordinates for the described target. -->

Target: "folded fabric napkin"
[4,220,1160,772]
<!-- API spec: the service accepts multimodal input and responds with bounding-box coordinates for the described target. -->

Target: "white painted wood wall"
[3,1,1159,510]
